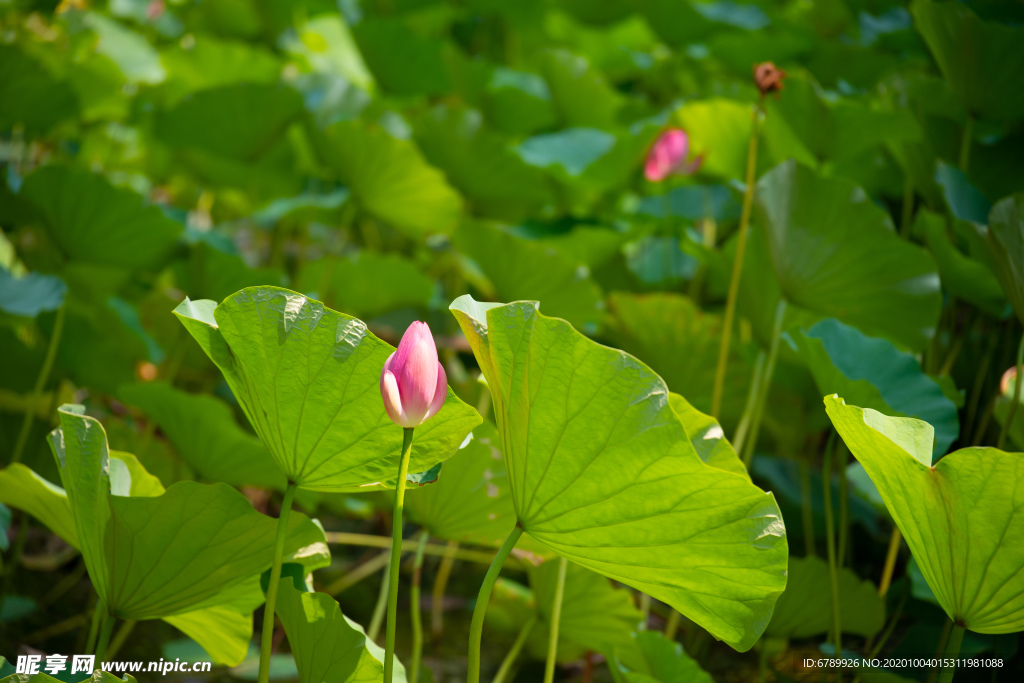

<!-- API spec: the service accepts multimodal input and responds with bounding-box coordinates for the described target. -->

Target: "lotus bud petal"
[380,321,447,428]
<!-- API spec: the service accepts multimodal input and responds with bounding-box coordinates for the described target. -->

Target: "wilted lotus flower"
[644,128,703,182]
[380,321,447,428]
[753,61,786,98]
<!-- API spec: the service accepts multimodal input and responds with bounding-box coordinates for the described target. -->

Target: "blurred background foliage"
[2,0,1024,680]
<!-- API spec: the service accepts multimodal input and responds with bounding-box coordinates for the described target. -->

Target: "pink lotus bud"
[1002,366,1020,397]
[644,128,703,182]
[380,321,448,428]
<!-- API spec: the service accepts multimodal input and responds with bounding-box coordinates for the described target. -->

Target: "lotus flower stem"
[837,441,850,567]
[543,556,568,683]
[106,619,136,660]
[822,433,843,679]
[492,614,537,683]
[325,532,501,565]
[732,351,766,457]
[324,551,392,595]
[409,531,429,683]
[740,299,787,469]
[85,601,104,654]
[11,305,66,465]
[664,609,680,640]
[94,612,115,662]
[384,427,416,682]
[369,555,391,642]
[468,525,524,683]
[258,481,298,683]
[867,587,907,658]
[877,527,902,597]
[711,106,762,419]
[431,540,460,642]
[639,592,651,629]
[996,333,1024,450]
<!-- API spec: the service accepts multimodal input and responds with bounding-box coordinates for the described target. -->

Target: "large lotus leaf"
[913,209,1007,318]
[0,464,78,547]
[825,395,1024,633]
[155,83,303,162]
[515,127,618,182]
[911,0,1024,123]
[159,35,282,105]
[676,99,754,181]
[414,105,555,221]
[451,296,788,651]
[48,405,330,619]
[541,49,622,129]
[766,555,885,639]
[295,252,433,321]
[793,318,959,455]
[19,166,182,272]
[163,604,251,666]
[352,17,449,97]
[82,12,165,85]
[755,160,941,351]
[0,270,66,318]
[174,241,287,304]
[118,382,285,490]
[984,194,1024,325]
[174,287,481,491]
[406,421,516,547]
[276,578,407,683]
[0,44,79,134]
[604,292,750,429]
[482,67,557,136]
[311,120,462,238]
[668,393,748,478]
[528,559,643,663]
[453,223,604,333]
[763,76,919,167]
[610,631,713,683]
[280,15,374,92]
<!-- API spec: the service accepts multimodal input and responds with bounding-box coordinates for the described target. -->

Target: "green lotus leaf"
[793,318,959,455]
[451,295,788,651]
[19,166,182,272]
[0,44,79,134]
[310,120,462,238]
[486,561,643,664]
[174,241,287,305]
[82,11,165,85]
[0,270,66,319]
[824,395,1024,633]
[159,34,283,105]
[766,555,885,639]
[276,578,407,682]
[482,67,557,136]
[913,209,1008,318]
[352,17,450,97]
[414,105,555,221]
[755,160,941,351]
[453,223,604,333]
[48,405,330,622]
[280,15,373,92]
[676,99,754,181]
[668,393,748,478]
[117,382,286,490]
[163,604,252,667]
[604,292,750,430]
[610,631,713,683]
[406,421,517,548]
[983,193,1024,325]
[527,559,643,663]
[295,252,433,321]
[174,286,481,491]
[0,464,78,547]
[541,49,623,129]
[912,0,1024,123]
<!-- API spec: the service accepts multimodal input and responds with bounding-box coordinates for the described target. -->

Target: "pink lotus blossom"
[644,128,703,182]
[380,321,447,428]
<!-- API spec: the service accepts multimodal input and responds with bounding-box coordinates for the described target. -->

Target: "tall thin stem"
[878,528,902,597]
[384,427,416,682]
[369,553,391,642]
[664,610,680,640]
[106,619,136,660]
[258,481,298,683]
[837,441,850,567]
[937,623,965,683]
[711,106,762,419]
[544,557,568,683]
[468,525,524,683]
[997,333,1023,450]
[409,532,428,683]
[492,614,537,683]
[431,540,459,642]
[823,434,842,680]
[741,299,787,469]
[94,612,115,662]
[12,305,66,464]
[85,601,104,654]
[732,351,766,456]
